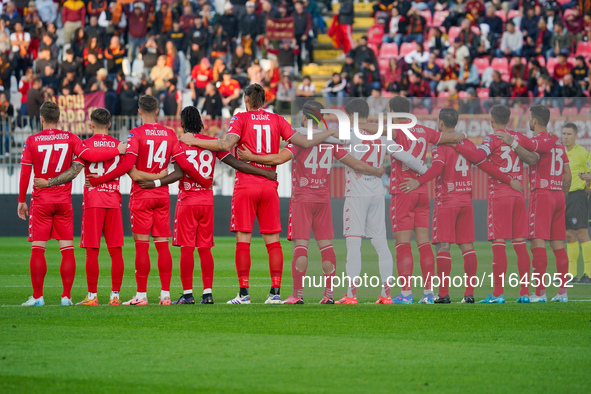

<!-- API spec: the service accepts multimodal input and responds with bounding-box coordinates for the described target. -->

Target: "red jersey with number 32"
[227,109,293,187]
[432,144,472,207]
[126,123,180,199]
[526,132,569,191]
[391,124,442,195]
[479,130,523,198]
[74,134,123,209]
[21,128,91,204]
[175,135,229,206]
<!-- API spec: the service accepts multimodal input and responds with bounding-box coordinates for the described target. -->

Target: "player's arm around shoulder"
[139,162,184,189]
[236,145,292,166]
[495,130,539,165]
[35,161,84,189]
[223,154,278,181]
[339,154,384,178]
[180,131,239,151]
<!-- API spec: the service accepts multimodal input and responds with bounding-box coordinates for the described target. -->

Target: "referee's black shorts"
[566,190,589,230]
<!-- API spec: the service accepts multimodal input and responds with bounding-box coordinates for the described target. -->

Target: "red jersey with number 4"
[126,123,181,199]
[291,142,347,203]
[227,109,293,187]
[74,134,123,209]
[479,130,523,198]
[21,129,92,204]
[526,132,569,191]
[390,124,442,195]
[175,135,229,206]
[432,144,472,207]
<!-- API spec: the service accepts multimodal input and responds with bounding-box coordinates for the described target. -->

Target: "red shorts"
[129,197,171,237]
[432,204,475,244]
[528,189,566,241]
[487,196,527,240]
[390,192,430,232]
[230,184,281,234]
[288,201,334,241]
[173,204,214,248]
[81,207,124,249]
[29,202,73,242]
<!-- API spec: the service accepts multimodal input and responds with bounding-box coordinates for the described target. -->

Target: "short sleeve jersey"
[566,144,589,192]
[431,144,473,207]
[341,130,387,198]
[479,130,524,198]
[525,132,569,192]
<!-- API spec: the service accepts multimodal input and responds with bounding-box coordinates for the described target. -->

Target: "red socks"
[108,247,124,292]
[155,240,172,292]
[320,245,336,298]
[198,247,214,290]
[395,242,413,291]
[236,242,251,288]
[135,240,151,293]
[30,246,47,298]
[418,242,435,291]
[267,242,283,288]
[513,241,530,296]
[436,252,452,297]
[531,247,547,296]
[60,246,76,298]
[492,242,507,297]
[554,248,568,293]
[292,245,308,298]
[463,250,477,296]
[86,247,100,293]
[180,246,195,291]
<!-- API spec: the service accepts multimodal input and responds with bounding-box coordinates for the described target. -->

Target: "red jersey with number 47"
[227,109,293,187]
[432,144,472,207]
[126,123,181,199]
[479,130,523,199]
[391,124,442,195]
[74,134,123,209]
[525,132,569,191]
[175,135,229,206]
[21,129,93,204]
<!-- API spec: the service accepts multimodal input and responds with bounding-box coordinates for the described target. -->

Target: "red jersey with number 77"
[174,135,230,206]
[21,128,92,204]
[432,144,472,207]
[390,124,442,195]
[74,134,123,209]
[126,123,182,199]
[227,109,293,187]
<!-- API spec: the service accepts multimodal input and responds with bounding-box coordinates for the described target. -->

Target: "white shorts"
[343,196,386,238]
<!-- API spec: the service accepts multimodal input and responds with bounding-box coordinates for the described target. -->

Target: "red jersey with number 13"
[527,132,569,191]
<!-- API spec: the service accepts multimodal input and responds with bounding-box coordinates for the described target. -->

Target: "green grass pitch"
[1,236,590,392]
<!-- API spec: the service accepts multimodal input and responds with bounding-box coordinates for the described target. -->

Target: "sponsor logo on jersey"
[299,177,308,187]
[447,183,455,192]
[541,179,549,188]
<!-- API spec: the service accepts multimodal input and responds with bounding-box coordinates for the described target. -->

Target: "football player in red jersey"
[179,84,338,304]
[496,105,572,302]
[18,102,126,306]
[138,106,278,304]
[88,95,213,306]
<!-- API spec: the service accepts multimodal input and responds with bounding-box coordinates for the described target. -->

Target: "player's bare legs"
[434,242,452,303]
[458,242,477,303]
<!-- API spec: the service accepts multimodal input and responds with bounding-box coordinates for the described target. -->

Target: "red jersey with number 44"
[227,109,293,187]
[74,134,123,209]
[526,132,569,191]
[21,129,93,204]
[175,135,229,205]
[126,123,181,199]
[391,124,442,195]
[432,144,472,207]
[479,130,523,198]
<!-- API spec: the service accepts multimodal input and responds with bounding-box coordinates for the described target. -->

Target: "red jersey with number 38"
[432,144,472,207]
[126,123,181,199]
[227,109,293,187]
[390,124,442,195]
[175,135,229,205]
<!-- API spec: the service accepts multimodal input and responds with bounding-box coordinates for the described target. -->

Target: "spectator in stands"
[336,0,354,57]
[438,53,460,93]
[267,40,299,76]
[60,48,81,80]
[396,7,426,47]
[341,54,359,80]
[349,72,369,98]
[179,3,195,34]
[520,7,540,40]
[583,11,591,42]
[219,70,241,115]
[26,77,43,118]
[480,4,503,39]
[423,54,442,92]
[150,55,174,94]
[201,82,223,120]
[448,38,470,66]
[123,1,151,61]
[382,7,401,44]
[547,21,575,59]
[0,91,14,156]
[458,18,480,57]
[163,77,182,117]
[41,64,59,91]
[105,35,126,80]
[167,21,188,54]
[349,36,377,68]
[360,57,381,90]
[265,60,281,97]
[564,7,584,40]
[404,41,430,66]
[103,79,118,116]
[572,56,589,89]
[523,18,551,59]
[151,2,174,37]
[72,28,87,62]
[533,75,561,109]
[294,1,314,68]
[465,0,484,23]
[457,57,479,91]
[39,33,59,61]
[62,0,86,44]
[87,0,107,18]
[0,19,10,54]
[510,76,529,106]
[428,27,449,57]
[189,15,209,69]
[34,48,55,75]
[165,41,181,77]
[84,54,102,86]
[141,37,164,71]
[212,58,228,84]
[561,73,584,114]
[240,1,262,57]
[367,88,388,115]
[60,70,77,93]
[296,76,316,97]
[211,23,229,60]
[120,82,139,116]
[219,4,239,52]
[483,71,510,112]
[510,56,528,84]
[0,54,13,95]
[37,0,58,23]
[554,50,573,82]
[18,67,33,118]
[275,72,295,115]
[85,15,106,48]
[475,24,491,57]
[527,58,548,90]
[10,22,30,82]
[231,44,252,80]
[497,21,523,57]
[322,72,347,107]
[409,72,432,112]
[459,87,482,114]
[189,56,212,105]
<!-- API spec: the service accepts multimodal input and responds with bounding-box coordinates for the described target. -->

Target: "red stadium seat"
[420,10,432,27]
[379,43,398,58]
[495,10,506,22]
[491,58,509,75]
[474,57,490,75]
[501,73,511,82]
[438,91,450,98]
[507,10,520,21]
[435,58,445,69]
[577,41,591,58]
[509,57,526,68]
[412,107,430,115]
[367,25,385,48]
[368,43,379,57]
[432,11,448,28]
[398,42,415,57]
[458,91,470,98]
[378,57,390,72]
[448,26,461,43]
[535,56,546,67]
[546,57,558,75]
[471,26,480,35]
[477,88,489,98]
[549,107,561,116]
[567,56,577,67]
[561,107,579,116]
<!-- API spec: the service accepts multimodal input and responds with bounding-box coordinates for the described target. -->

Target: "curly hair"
[181,106,204,134]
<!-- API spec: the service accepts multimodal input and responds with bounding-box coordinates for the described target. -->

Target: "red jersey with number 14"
[432,144,472,207]
[390,124,442,195]
[227,109,293,187]
[21,128,92,204]
[126,123,181,199]
[175,134,229,206]
[75,134,123,208]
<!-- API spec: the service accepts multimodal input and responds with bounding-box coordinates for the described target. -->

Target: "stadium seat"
[435,58,445,69]
[501,73,510,82]
[412,107,430,115]
[438,91,450,98]
[509,57,526,68]
[368,43,379,57]
[507,10,520,21]
[561,107,579,116]
[490,58,509,75]
[458,91,470,98]
[398,42,415,57]
[378,57,390,72]
[546,57,558,75]
[379,43,398,58]
[535,56,546,67]
[549,107,561,116]
[471,26,480,35]
[577,41,591,58]
[473,57,490,75]
[448,26,461,43]
[432,11,448,28]
[477,88,489,98]
[420,10,432,26]
[567,57,577,67]
[367,25,385,48]
[495,10,507,22]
